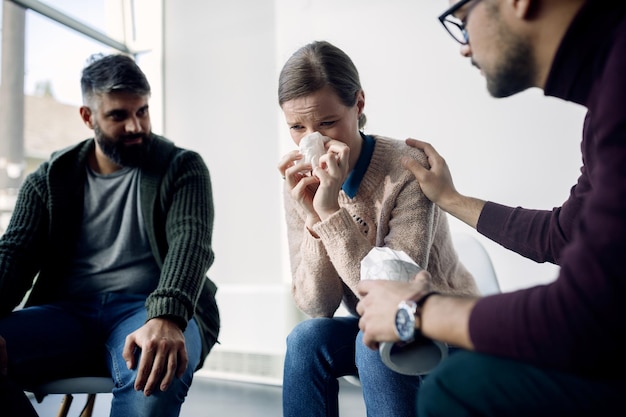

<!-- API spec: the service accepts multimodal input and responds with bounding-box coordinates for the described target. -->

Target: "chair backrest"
[452,232,500,296]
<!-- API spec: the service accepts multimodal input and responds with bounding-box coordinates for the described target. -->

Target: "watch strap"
[414,291,440,322]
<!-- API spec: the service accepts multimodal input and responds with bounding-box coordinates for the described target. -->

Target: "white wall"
[162,0,298,369]
[161,0,587,372]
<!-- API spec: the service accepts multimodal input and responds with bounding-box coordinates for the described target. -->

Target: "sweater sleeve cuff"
[301,223,329,256]
[146,292,190,331]
[477,201,515,240]
[313,208,354,242]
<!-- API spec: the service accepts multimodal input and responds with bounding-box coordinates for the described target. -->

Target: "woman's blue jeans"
[0,293,201,417]
[283,316,422,417]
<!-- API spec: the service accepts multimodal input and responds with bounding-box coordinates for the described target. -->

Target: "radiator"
[197,283,303,385]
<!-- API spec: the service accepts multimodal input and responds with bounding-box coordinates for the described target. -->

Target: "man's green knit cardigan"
[0,135,219,369]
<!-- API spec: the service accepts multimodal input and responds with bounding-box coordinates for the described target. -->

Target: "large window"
[0,0,162,231]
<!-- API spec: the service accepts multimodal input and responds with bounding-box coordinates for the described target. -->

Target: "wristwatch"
[394,291,440,342]
[394,300,418,342]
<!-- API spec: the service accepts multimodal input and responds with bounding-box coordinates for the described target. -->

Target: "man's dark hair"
[81,53,151,106]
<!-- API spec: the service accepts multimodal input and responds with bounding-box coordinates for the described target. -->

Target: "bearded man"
[0,53,220,417]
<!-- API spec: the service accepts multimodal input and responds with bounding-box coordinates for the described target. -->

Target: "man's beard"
[94,124,151,167]
[484,26,536,98]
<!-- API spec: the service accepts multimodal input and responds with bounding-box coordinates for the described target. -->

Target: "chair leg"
[56,394,73,417]
[79,393,97,417]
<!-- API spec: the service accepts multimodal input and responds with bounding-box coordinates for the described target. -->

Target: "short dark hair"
[278,41,366,129]
[81,53,151,106]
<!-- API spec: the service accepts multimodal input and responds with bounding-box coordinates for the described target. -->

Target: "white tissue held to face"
[299,132,330,169]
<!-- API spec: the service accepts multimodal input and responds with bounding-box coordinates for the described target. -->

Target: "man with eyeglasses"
[356,0,626,416]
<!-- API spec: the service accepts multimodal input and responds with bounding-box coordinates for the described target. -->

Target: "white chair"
[451,232,500,296]
[29,376,114,417]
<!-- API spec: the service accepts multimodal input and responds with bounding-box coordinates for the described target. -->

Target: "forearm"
[150,152,215,324]
[419,293,478,349]
[313,208,373,291]
[477,201,574,264]
[438,193,486,229]
[288,208,344,316]
[151,225,214,324]
[0,176,47,311]
[292,235,344,316]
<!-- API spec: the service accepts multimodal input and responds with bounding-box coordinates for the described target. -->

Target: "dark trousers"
[418,350,626,417]
[0,374,39,417]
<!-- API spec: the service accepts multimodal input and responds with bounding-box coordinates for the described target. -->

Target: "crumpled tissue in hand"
[361,247,444,377]
[360,247,422,282]
[299,132,329,168]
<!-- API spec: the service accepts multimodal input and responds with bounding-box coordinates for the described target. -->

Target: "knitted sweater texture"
[0,135,219,367]
[284,135,478,318]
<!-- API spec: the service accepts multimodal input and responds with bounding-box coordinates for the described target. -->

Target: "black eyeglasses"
[438,0,481,45]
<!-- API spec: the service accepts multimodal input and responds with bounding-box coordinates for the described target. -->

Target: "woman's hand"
[278,150,321,223]
[312,140,350,220]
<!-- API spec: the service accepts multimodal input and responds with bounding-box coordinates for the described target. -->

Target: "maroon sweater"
[469,1,626,378]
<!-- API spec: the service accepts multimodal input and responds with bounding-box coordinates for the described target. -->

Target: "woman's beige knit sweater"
[284,135,478,318]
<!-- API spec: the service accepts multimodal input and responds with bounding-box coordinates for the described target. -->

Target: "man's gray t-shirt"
[61,166,161,297]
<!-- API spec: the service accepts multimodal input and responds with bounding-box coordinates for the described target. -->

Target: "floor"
[29,376,367,417]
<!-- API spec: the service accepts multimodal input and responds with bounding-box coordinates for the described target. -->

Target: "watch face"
[395,307,414,341]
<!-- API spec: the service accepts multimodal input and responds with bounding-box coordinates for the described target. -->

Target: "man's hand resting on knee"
[123,317,188,396]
